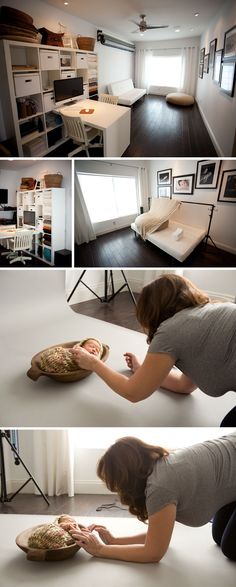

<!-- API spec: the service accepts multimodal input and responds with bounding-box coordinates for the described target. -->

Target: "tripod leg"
[0,435,7,502]
[2,433,50,506]
[121,271,137,306]
[67,270,86,303]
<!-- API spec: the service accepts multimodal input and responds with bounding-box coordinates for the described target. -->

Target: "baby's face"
[83,339,101,356]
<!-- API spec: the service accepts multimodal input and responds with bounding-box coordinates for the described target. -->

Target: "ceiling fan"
[132,14,169,34]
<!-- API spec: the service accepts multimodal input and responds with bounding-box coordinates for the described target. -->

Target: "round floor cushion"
[166,92,195,106]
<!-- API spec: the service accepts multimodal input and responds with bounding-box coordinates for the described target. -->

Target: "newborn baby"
[39,338,103,374]
[28,515,88,550]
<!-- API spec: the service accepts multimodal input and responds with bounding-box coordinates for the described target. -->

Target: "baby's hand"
[124,352,141,373]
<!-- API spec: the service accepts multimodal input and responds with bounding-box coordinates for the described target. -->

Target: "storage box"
[43,91,55,112]
[61,70,76,79]
[14,73,41,97]
[39,49,60,70]
[76,53,88,68]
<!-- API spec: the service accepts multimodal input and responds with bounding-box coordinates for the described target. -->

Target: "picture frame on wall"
[203,54,209,73]
[213,49,222,83]
[173,174,195,195]
[223,25,236,61]
[195,160,222,189]
[200,47,205,63]
[220,61,236,97]
[209,38,217,69]
[157,168,172,185]
[199,63,204,78]
[218,169,236,203]
[158,186,172,199]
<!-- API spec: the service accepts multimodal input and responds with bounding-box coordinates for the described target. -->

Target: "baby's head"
[79,338,103,358]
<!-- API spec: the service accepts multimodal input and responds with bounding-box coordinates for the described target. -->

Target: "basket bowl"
[16,524,80,562]
[77,36,95,51]
[27,340,109,382]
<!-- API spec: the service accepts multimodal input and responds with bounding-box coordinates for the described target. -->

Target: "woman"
[71,274,236,424]
[69,435,236,563]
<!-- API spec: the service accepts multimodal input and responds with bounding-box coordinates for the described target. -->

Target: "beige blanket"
[135,198,181,238]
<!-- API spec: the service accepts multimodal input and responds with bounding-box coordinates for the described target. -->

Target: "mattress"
[131,220,207,262]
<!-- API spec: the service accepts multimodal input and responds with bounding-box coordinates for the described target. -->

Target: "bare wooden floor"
[0,494,130,517]
[75,228,236,268]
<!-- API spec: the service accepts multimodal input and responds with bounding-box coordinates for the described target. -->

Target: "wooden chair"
[99,93,119,105]
[61,114,103,157]
[7,229,33,265]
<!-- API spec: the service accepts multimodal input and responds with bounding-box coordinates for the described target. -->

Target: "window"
[77,173,138,223]
[147,54,182,88]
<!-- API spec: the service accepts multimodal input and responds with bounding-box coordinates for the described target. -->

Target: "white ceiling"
[44,0,224,41]
[0,160,39,170]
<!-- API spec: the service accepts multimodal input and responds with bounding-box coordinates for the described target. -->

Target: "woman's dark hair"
[136,273,210,343]
[97,437,169,522]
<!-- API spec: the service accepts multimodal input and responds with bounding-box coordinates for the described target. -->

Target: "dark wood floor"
[0,245,50,267]
[0,494,130,517]
[75,227,236,268]
[71,290,142,332]
[47,95,216,158]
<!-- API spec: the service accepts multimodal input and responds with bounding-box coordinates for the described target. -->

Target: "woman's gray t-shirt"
[145,433,236,526]
[148,302,236,396]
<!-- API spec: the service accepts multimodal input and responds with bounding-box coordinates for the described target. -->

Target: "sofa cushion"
[166,92,195,106]
[108,78,134,95]
[118,88,146,106]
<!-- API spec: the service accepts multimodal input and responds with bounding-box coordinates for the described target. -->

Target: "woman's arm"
[70,504,176,563]
[70,347,175,402]
[88,525,147,545]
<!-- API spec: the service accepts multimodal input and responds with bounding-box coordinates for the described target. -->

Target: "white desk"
[0,515,235,587]
[59,99,131,157]
[1,270,235,427]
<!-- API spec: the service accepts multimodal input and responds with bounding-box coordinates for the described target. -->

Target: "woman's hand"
[88,524,116,544]
[70,347,98,371]
[70,529,103,556]
[124,352,141,373]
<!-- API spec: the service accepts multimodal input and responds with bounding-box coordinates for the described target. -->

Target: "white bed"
[131,220,207,262]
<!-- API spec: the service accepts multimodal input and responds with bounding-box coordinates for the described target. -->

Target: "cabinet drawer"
[14,73,41,97]
[43,91,56,112]
[61,70,76,79]
[76,53,88,68]
[40,50,60,70]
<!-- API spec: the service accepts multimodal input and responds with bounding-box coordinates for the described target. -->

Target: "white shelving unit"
[16,187,66,265]
[0,39,98,156]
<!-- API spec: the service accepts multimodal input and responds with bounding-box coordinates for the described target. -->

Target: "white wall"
[0,0,134,140]
[0,169,17,207]
[149,159,236,255]
[195,0,236,156]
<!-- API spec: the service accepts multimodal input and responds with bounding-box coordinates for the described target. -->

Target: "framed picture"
[218,169,236,202]
[213,49,222,83]
[157,168,172,185]
[200,47,205,63]
[223,25,236,61]
[209,38,217,69]
[220,61,236,97]
[173,174,195,195]
[195,160,222,189]
[158,186,172,199]
[203,53,209,73]
[199,63,203,78]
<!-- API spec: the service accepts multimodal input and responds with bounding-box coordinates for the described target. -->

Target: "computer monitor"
[0,189,8,204]
[54,77,84,107]
[23,210,35,227]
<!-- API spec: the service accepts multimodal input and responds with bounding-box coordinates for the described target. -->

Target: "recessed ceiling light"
[175,28,180,33]
[64,2,69,5]
[194,12,199,17]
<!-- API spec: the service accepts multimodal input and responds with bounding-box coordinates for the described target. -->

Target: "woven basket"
[77,36,95,51]
[44,173,63,188]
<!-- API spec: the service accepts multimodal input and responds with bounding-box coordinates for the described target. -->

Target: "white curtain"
[33,430,75,497]
[179,46,198,95]
[75,173,96,245]
[135,49,153,90]
[137,167,149,210]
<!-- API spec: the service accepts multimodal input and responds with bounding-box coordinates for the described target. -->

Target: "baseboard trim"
[196,101,224,156]
[8,479,110,495]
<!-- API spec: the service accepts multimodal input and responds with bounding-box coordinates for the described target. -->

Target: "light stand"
[67,269,137,305]
[183,202,218,250]
[0,430,50,505]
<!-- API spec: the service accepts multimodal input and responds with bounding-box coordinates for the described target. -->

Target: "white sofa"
[107,78,146,106]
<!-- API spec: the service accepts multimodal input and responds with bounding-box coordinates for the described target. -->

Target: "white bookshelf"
[16,187,66,265]
[0,39,98,156]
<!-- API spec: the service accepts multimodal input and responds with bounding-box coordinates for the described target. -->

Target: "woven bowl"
[16,524,80,562]
[27,340,109,382]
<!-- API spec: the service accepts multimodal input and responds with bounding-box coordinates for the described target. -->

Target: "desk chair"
[7,229,33,265]
[99,93,119,105]
[61,114,103,157]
